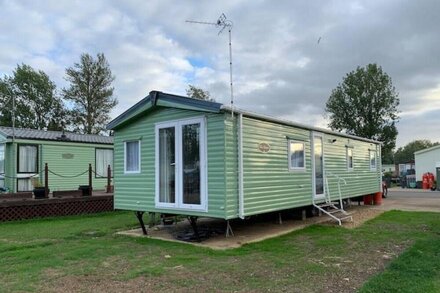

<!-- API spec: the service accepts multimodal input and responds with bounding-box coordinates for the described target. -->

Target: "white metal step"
[316,202,339,208]
[339,215,353,222]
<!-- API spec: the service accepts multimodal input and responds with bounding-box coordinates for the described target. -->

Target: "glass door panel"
[314,135,324,197]
[156,117,206,211]
[182,123,201,205]
[158,127,175,204]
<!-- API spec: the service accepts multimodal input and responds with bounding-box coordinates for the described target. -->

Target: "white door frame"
[155,116,207,212]
[311,132,325,201]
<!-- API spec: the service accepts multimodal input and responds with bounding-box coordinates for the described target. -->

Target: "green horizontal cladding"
[113,106,227,218]
[42,144,112,191]
[224,114,239,219]
[324,134,381,202]
[238,117,312,216]
[113,105,380,220]
[227,116,381,217]
[2,139,112,192]
[3,143,15,190]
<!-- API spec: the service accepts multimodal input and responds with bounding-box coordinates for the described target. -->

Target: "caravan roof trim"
[221,106,381,144]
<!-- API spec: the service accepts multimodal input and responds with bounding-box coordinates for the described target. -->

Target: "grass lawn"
[0,211,439,292]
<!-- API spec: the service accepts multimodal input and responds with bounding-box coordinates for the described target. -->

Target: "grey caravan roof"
[106,90,223,130]
[107,90,380,145]
[0,126,113,145]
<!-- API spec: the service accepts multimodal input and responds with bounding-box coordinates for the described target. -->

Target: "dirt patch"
[43,275,158,293]
[335,205,385,229]
[44,242,410,293]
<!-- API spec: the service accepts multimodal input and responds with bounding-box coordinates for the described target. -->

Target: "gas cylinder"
[428,172,435,189]
[422,173,429,189]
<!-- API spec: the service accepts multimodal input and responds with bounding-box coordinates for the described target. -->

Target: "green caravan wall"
[224,114,239,219]
[323,134,381,200]
[226,116,381,218]
[3,143,16,191]
[113,107,227,218]
[40,142,112,191]
[239,117,313,216]
[2,140,111,192]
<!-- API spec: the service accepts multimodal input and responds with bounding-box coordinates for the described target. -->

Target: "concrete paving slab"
[116,205,384,249]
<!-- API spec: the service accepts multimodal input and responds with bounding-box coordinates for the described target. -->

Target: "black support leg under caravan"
[135,211,147,235]
[188,216,201,242]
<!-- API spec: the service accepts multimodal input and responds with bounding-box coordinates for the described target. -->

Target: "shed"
[107,91,381,224]
[415,145,440,181]
[0,127,113,193]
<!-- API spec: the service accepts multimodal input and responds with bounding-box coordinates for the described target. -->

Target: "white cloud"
[0,0,440,148]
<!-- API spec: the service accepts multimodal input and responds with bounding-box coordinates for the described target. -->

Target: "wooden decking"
[0,191,114,222]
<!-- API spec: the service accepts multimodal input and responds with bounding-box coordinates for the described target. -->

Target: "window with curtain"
[125,141,140,173]
[96,149,113,178]
[370,150,377,171]
[18,145,38,173]
[289,140,305,170]
[17,179,32,191]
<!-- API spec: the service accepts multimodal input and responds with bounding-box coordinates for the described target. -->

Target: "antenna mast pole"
[186,13,235,117]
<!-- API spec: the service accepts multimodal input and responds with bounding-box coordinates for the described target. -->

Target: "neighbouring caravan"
[107,91,381,227]
[0,127,113,193]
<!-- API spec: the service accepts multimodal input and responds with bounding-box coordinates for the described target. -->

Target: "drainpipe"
[379,144,383,193]
[238,113,244,219]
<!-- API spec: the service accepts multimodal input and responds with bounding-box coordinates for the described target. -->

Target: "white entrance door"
[312,133,325,200]
[155,117,207,211]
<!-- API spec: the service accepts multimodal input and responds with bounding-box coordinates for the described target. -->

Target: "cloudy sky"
[1,0,439,147]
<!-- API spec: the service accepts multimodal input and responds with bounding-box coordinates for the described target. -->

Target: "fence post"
[107,165,111,193]
[88,163,93,196]
[44,163,49,198]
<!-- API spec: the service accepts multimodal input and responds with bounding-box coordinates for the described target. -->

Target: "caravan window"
[346,147,353,170]
[0,144,4,187]
[17,145,38,173]
[96,149,113,178]
[289,140,305,170]
[369,150,377,171]
[17,144,38,191]
[124,141,140,173]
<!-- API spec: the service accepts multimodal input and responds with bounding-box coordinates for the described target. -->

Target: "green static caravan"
[107,91,381,223]
[0,127,113,193]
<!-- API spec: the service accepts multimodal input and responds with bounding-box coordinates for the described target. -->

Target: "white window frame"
[124,140,141,174]
[346,147,354,171]
[288,140,306,171]
[369,150,377,171]
[0,144,5,187]
[155,116,208,212]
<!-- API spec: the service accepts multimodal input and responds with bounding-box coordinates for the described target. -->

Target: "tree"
[63,53,117,134]
[394,140,439,164]
[186,85,214,101]
[325,64,399,163]
[0,64,67,130]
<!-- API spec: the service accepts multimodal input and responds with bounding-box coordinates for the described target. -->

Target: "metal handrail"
[325,171,347,207]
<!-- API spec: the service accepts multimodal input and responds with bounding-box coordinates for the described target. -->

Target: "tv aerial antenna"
[186,13,235,116]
